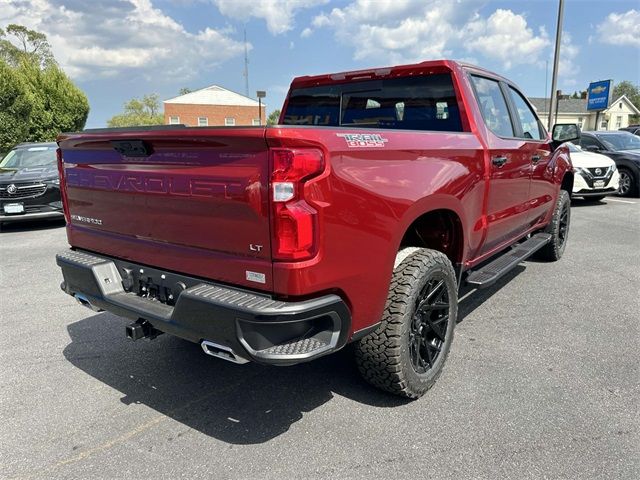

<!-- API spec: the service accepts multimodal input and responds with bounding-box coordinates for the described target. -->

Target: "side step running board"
[466,233,552,289]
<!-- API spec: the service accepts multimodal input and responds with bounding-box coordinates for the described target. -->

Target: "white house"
[528,95,639,131]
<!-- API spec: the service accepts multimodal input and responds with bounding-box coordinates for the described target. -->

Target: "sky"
[1,0,639,128]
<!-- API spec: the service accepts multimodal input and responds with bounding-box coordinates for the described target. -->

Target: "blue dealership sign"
[587,80,612,111]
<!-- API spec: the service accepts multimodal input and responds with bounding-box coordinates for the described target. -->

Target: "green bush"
[0,24,89,150]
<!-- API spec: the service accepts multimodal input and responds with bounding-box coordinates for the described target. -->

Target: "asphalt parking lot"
[1,197,639,480]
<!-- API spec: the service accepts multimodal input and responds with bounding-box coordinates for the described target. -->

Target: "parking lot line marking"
[606,198,636,204]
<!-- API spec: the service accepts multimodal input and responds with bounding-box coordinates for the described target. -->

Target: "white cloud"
[308,1,551,69]
[211,0,327,35]
[558,32,579,83]
[0,0,246,80]
[464,9,550,69]
[308,1,464,64]
[596,9,640,47]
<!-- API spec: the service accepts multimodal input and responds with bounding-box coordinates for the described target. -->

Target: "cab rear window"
[283,74,463,132]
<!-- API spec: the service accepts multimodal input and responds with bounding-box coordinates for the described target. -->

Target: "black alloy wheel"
[355,248,457,398]
[409,277,450,374]
[536,189,571,261]
[618,169,633,197]
[557,199,570,250]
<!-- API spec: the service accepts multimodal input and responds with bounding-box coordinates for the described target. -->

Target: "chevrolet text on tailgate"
[56,60,579,398]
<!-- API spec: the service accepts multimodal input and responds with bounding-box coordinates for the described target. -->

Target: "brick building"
[163,85,266,127]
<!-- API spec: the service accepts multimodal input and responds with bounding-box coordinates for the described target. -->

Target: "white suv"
[568,143,619,201]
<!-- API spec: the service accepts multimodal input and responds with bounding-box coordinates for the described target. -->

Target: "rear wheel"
[536,190,570,261]
[617,168,637,197]
[355,248,457,399]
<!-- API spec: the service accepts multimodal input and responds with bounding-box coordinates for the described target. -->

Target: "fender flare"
[390,195,468,264]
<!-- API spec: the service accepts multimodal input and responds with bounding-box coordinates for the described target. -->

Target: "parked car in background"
[619,125,640,136]
[567,143,619,201]
[578,131,640,197]
[0,142,64,227]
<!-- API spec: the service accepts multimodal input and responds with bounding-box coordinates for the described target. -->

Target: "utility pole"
[544,60,549,115]
[243,28,249,98]
[547,0,565,130]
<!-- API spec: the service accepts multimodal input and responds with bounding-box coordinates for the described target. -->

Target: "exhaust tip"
[201,340,249,364]
[74,294,103,312]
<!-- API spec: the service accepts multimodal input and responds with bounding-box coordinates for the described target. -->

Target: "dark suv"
[578,131,640,197]
[0,142,64,227]
[620,125,640,136]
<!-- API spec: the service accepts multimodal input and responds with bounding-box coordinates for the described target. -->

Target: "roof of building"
[164,85,261,107]
[529,97,588,114]
[529,94,640,115]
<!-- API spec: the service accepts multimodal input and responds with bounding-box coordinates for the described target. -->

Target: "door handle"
[492,156,508,167]
[531,154,541,164]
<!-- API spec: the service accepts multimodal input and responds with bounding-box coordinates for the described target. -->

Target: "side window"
[579,136,601,150]
[471,75,514,138]
[508,87,545,140]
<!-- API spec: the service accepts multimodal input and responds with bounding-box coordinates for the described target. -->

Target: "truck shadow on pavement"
[62,265,525,445]
[570,198,611,207]
[0,218,65,233]
[63,314,409,445]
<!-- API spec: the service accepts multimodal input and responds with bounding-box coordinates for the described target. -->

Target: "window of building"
[507,86,545,140]
[577,117,584,128]
[600,120,608,130]
[198,117,208,126]
[620,102,623,109]
[471,75,514,138]
[168,116,180,125]
[616,116,622,128]
[225,117,236,126]
[252,118,261,126]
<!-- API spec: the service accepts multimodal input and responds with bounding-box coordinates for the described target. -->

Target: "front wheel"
[355,248,457,399]
[617,167,638,197]
[536,189,571,261]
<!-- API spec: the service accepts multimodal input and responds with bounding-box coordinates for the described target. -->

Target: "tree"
[107,94,164,127]
[0,25,88,148]
[17,60,89,141]
[267,109,281,125]
[612,81,640,123]
[0,24,54,68]
[0,60,33,152]
[179,87,193,95]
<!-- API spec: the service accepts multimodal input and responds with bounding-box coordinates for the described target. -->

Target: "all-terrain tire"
[354,248,458,399]
[536,189,571,261]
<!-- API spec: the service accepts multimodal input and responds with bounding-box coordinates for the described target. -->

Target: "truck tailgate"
[58,128,273,290]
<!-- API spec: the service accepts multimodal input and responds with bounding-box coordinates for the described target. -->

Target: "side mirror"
[552,123,581,143]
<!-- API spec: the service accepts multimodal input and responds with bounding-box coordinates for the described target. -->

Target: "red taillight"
[56,148,70,223]
[270,148,325,261]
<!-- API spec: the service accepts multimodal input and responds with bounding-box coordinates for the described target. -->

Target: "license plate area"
[136,276,180,306]
[3,203,24,214]
[116,263,196,307]
[594,180,606,188]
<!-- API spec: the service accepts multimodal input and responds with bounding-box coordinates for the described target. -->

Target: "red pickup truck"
[56,60,579,398]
